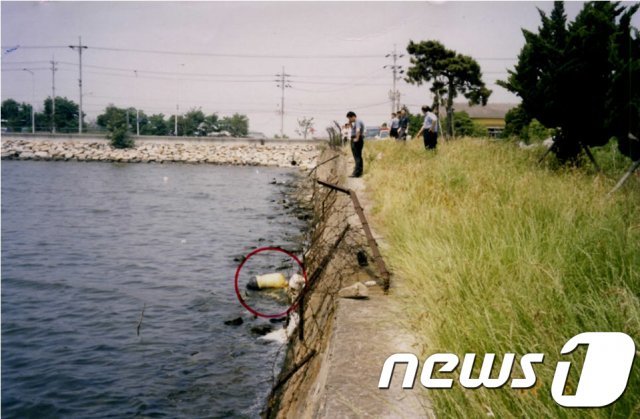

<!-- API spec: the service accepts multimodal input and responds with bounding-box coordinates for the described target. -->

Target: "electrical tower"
[274,66,292,138]
[384,45,404,113]
[50,58,58,133]
[69,36,88,133]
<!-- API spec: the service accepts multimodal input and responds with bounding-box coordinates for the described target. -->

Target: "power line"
[1,60,51,65]
[53,61,403,81]
[61,68,275,83]
[1,45,68,50]
[56,61,277,78]
[88,46,383,59]
[73,68,393,86]
[2,67,50,72]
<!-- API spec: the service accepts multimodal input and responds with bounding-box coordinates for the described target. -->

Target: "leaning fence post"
[608,159,640,195]
[316,179,391,292]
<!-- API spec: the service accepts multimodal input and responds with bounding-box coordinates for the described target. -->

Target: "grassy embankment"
[364,137,639,418]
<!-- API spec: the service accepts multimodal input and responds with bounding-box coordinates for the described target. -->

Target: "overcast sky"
[2,1,638,137]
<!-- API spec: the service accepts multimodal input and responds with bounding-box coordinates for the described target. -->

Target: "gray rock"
[250,324,273,336]
[224,317,244,326]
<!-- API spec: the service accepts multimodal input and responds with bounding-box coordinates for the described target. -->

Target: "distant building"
[452,103,517,137]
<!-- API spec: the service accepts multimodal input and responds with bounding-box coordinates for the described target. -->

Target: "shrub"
[442,111,489,138]
[526,119,553,143]
[106,112,134,149]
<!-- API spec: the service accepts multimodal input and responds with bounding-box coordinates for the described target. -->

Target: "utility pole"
[384,45,404,113]
[50,57,57,133]
[175,63,184,136]
[174,105,178,136]
[69,36,88,133]
[22,68,35,133]
[134,70,140,136]
[274,66,291,138]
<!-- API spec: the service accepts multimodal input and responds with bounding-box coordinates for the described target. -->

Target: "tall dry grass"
[364,138,639,418]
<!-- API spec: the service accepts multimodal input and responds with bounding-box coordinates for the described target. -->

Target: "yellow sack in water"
[247,272,288,290]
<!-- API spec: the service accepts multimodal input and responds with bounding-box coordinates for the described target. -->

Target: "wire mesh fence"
[264,150,388,417]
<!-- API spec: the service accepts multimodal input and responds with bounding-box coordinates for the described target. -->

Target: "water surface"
[2,160,307,418]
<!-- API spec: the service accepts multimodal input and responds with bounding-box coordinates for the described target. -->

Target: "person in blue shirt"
[416,105,439,150]
[346,111,365,177]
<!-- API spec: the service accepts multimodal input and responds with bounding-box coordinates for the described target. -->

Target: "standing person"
[416,105,439,150]
[397,108,409,141]
[389,112,399,139]
[346,111,365,177]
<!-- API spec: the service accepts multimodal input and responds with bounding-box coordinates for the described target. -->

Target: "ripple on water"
[2,161,304,417]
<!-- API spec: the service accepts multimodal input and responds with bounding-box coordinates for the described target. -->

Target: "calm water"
[1,160,308,418]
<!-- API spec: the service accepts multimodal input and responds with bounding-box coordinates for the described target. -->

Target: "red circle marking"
[234,246,308,318]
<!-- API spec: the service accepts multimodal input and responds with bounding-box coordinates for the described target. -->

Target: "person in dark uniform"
[397,108,409,141]
[346,111,365,177]
[416,105,439,150]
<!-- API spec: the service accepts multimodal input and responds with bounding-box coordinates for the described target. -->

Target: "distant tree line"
[1,97,83,133]
[1,98,250,138]
[96,105,249,137]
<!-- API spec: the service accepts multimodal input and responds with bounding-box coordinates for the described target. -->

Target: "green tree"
[38,96,82,133]
[405,40,492,138]
[1,99,32,131]
[607,3,640,160]
[1,99,20,130]
[498,1,640,162]
[97,104,134,147]
[181,108,206,136]
[443,111,488,137]
[502,104,531,139]
[142,113,170,136]
[526,119,553,142]
[407,111,423,138]
[98,105,143,133]
[106,110,134,149]
[201,113,220,136]
[97,105,127,129]
[219,113,249,137]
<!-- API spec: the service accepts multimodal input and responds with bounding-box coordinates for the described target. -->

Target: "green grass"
[364,138,639,418]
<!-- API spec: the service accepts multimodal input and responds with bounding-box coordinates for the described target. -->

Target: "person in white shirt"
[390,112,400,139]
[346,111,365,177]
[416,105,439,150]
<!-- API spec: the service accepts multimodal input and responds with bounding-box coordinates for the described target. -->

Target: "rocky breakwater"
[1,139,320,169]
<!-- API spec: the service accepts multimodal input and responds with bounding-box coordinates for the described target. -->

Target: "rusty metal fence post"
[316,179,391,292]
